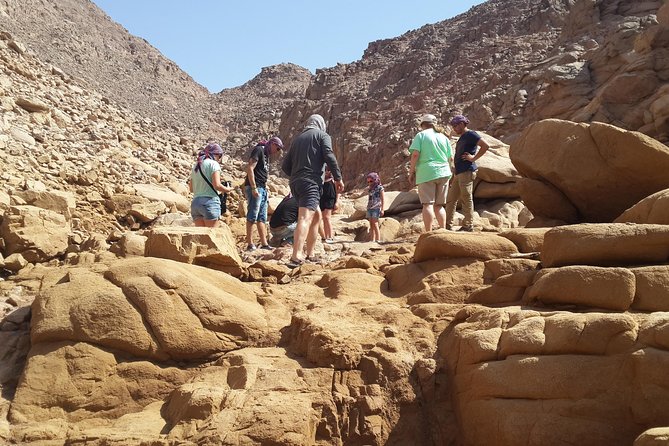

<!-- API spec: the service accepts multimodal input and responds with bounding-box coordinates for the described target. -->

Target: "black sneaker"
[246,244,257,251]
[458,226,474,232]
[260,245,273,250]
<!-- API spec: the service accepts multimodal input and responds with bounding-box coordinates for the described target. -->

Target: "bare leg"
[245,220,255,246]
[193,219,205,227]
[435,205,447,229]
[305,209,322,258]
[256,222,268,246]
[422,204,435,232]
[291,207,315,261]
[322,209,333,239]
[370,219,380,241]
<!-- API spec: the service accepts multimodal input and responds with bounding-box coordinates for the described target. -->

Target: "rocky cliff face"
[0,0,210,134]
[3,0,667,190]
[212,63,312,155]
[281,0,669,188]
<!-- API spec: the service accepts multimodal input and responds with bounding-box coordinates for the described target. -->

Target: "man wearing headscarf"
[281,114,344,267]
[445,115,489,231]
[244,136,284,250]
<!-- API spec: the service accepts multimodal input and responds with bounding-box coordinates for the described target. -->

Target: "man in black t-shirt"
[244,136,283,250]
[445,115,489,232]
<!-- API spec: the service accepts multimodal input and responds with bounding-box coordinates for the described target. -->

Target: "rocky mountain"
[0,0,210,134]
[281,0,669,189]
[3,0,667,192]
[212,63,312,156]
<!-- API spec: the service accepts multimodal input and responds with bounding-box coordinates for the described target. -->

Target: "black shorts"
[290,179,321,211]
[320,181,337,210]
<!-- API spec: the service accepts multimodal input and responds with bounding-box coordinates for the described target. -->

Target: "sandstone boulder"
[109,232,147,257]
[631,266,669,312]
[483,258,540,283]
[127,201,168,223]
[144,226,243,277]
[30,257,267,360]
[385,259,485,305]
[316,269,387,300]
[511,119,669,223]
[469,269,538,305]
[498,227,549,253]
[134,183,190,213]
[515,177,578,223]
[9,341,192,423]
[541,223,669,267]
[413,230,518,263]
[438,307,668,446]
[165,348,335,445]
[287,302,433,370]
[474,180,520,199]
[12,189,76,219]
[0,205,70,263]
[384,190,421,215]
[615,188,669,224]
[527,266,636,311]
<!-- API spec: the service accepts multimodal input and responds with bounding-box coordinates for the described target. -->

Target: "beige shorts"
[417,178,450,204]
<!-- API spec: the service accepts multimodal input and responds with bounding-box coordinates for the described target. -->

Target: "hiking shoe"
[458,226,474,232]
[324,238,335,244]
[246,244,257,251]
[260,245,273,250]
[445,225,454,231]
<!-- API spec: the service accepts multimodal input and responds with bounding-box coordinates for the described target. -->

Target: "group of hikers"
[189,112,488,268]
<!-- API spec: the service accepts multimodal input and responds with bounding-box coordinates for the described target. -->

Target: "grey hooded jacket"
[281,114,342,184]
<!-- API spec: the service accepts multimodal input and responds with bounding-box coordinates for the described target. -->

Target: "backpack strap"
[199,167,218,195]
[198,166,229,213]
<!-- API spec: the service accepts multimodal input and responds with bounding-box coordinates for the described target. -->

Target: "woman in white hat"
[408,114,454,232]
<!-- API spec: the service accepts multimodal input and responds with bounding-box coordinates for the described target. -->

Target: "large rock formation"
[4,0,668,190]
[3,1,669,445]
[510,119,669,223]
[280,0,669,189]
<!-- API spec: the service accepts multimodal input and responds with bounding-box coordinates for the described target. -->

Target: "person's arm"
[380,189,385,217]
[321,133,344,193]
[188,177,193,193]
[281,148,292,177]
[211,171,232,193]
[409,150,419,183]
[246,158,259,197]
[473,138,489,162]
[462,137,489,162]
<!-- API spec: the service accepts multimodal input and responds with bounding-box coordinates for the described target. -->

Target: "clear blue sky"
[92,0,485,93]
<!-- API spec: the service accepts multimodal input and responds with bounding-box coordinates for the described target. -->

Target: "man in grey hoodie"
[282,114,344,267]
